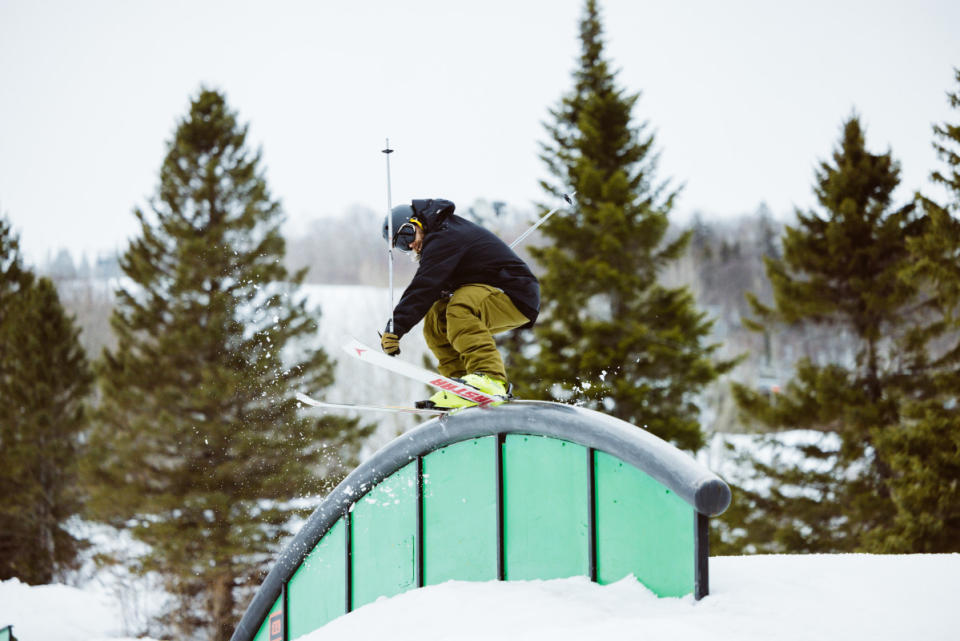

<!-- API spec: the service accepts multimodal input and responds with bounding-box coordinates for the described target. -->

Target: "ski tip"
[342,336,371,358]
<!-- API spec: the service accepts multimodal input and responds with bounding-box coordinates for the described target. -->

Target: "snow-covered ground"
[0,578,141,641]
[3,554,957,641]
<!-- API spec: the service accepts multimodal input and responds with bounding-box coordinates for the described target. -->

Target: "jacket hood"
[411,198,456,233]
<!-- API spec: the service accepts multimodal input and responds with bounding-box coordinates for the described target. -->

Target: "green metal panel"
[287,518,345,636]
[595,450,695,596]
[0,626,10,641]
[422,437,498,584]
[252,595,282,641]
[350,461,417,609]
[503,434,589,580]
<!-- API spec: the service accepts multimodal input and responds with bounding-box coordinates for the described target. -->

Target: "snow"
[303,554,959,641]
[3,554,956,641]
[0,577,153,641]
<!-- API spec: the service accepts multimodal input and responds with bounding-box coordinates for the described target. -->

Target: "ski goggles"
[392,220,421,252]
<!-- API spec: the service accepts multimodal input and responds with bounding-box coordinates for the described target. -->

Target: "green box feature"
[502,434,589,580]
[422,437,498,584]
[594,450,694,596]
[349,461,418,609]
[287,518,346,636]
[252,595,282,641]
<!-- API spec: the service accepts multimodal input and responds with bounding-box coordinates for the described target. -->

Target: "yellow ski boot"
[418,390,477,410]
[460,373,508,397]
[416,373,509,410]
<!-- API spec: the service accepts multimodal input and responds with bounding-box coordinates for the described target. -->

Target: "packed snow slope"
[2,554,956,641]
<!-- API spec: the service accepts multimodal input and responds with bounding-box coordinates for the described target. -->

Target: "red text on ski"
[430,378,497,405]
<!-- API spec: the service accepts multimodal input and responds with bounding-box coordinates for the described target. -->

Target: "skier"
[380,198,540,409]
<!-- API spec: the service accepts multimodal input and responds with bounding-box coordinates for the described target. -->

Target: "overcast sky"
[1,0,958,264]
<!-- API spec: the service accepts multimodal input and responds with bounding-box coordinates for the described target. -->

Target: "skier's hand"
[380,331,401,356]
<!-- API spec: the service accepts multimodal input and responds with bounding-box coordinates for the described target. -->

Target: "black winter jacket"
[391,198,540,337]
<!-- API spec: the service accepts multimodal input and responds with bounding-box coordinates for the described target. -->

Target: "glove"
[380,330,401,356]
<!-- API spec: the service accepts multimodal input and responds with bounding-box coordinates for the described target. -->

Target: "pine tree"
[870,69,960,553]
[0,218,91,583]
[0,217,31,312]
[513,0,734,451]
[729,115,926,552]
[85,89,370,640]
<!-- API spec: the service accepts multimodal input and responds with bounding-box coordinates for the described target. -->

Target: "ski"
[295,392,448,416]
[341,337,509,407]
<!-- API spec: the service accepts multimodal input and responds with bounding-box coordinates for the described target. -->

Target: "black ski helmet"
[382,203,419,251]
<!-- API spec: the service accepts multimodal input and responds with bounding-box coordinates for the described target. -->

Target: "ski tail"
[295,392,447,416]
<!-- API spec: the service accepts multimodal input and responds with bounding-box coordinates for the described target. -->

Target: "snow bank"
[4,554,955,641]
[0,577,157,641]
[302,554,958,641]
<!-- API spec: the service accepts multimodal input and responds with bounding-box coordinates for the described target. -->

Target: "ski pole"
[383,139,395,333]
[509,191,576,250]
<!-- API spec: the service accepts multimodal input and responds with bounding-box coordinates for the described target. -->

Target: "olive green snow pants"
[423,284,530,382]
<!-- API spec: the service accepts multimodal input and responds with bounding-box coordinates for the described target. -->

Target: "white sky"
[1,0,958,264]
